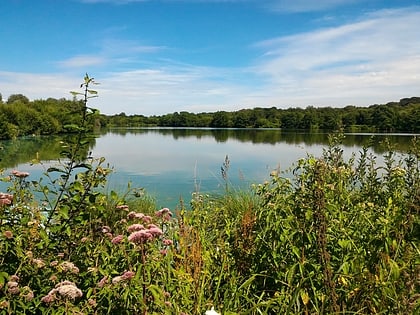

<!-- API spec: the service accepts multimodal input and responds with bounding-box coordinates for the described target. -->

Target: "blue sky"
[1,0,419,115]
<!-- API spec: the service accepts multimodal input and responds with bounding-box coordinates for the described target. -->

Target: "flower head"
[128,230,153,244]
[121,270,136,280]
[155,207,172,219]
[127,223,145,233]
[3,231,13,239]
[11,170,30,178]
[42,281,83,302]
[111,234,124,244]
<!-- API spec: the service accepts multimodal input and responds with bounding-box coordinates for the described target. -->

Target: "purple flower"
[98,276,109,288]
[121,271,135,280]
[148,226,163,237]
[127,224,145,233]
[11,170,29,178]
[111,234,124,244]
[116,204,129,211]
[128,230,153,244]
[163,239,173,246]
[141,215,152,224]
[128,211,145,220]
[155,207,172,218]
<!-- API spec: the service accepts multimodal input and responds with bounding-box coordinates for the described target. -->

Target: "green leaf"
[47,167,65,173]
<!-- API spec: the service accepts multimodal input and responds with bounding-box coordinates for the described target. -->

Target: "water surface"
[1,128,418,208]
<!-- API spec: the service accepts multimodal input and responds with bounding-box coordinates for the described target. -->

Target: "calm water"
[0,128,418,209]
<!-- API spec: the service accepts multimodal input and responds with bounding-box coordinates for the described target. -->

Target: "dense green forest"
[1,92,419,140]
[106,96,420,131]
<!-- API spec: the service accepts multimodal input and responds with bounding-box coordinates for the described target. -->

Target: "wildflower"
[156,207,172,220]
[155,207,171,217]
[142,215,152,223]
[50,260,59,267]
[105,232,113,239]
[41,293,55,303]
[88,298,97,307]
[128,211,144,220]
[116,204,129,211]
[49,275,58,283]
[6,281,19,295]
[205,307,221,315]
[9,275,19,282]
[0,195,12,206]
[55,281,83,300]
[121,271,135,281]
[81,237,89,243]
[165,301,172,307]
[3,230,13,239]
[58,261,79,274]
[128,230,153,244]
[97,276,109,288]
[127,223,145,233]
[11,170,30,178]
[111,234,124,244]
[163,239,173,246]
[112,276,123,284]
[33,258,46,268]
[148,225,163,236]
[42,281,82,303]
[160,249,168,256]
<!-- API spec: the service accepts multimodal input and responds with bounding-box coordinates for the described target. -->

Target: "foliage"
[0,76,419,314]
[104,97,420,132]
[0,93,101,140]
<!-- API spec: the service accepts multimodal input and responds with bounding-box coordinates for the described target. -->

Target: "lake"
[0,128,418,209]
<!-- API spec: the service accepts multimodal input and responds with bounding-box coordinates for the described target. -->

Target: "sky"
[0,0,419,116]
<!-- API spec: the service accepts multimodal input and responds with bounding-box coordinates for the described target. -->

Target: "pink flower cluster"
[111,270,136,284]
[155,207,173,221]
[127,211,152,223]
[6,275,20,295]
[0,193,13,206]
[41,281,82,303]
[11,170,29,178]
[127,223,163,244]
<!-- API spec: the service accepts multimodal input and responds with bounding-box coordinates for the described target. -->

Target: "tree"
[7,93,30,104]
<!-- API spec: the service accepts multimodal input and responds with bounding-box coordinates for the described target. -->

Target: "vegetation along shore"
[0,75,419,314]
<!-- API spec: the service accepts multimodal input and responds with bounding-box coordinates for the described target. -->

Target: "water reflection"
[107,128,418,152]
[1,129,418,208]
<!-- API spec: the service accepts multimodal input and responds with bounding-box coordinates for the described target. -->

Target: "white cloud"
[266,0,364,13]
[57,55,107,68]
[250,7,420,107]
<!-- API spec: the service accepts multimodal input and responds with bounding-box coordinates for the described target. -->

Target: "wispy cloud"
[266,0,364,13]
[56,38,166,70]
[57,55,107,68]
[250,7,420,106]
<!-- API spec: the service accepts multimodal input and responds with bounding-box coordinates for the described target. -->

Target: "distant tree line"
[1,92,419,140]
[105,97,420,132]
[0,93,104,139]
